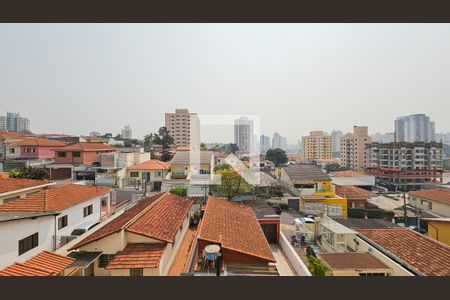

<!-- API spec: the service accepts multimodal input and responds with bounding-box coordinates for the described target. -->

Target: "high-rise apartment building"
[302,131,332,160]
[165,109,200,151]
[340,126,371,172]
[366,141,443,190]
[395,114,436,143]
[260,134,271,154]
[330,130,343,158]
[3,112,30,132]
[272,132,288,151]
[234,117,254,154]
[121,124,132,139]
[371,132,395,143]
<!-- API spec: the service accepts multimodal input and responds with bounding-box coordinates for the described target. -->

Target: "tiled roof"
[198,196,275,262]
[0,178,53,194]
[332,217,397,230]
[105,243,166,270]
[18,138,67,147]
[0,184,111,213]
[330,171,368,177]
[408,189,450,206]
[335,185,373,201]
[319,253,389,270]
[171,151,213,165]
[0,251,75,276]
[358,228,450,276]
[283,165,330,183]
[0,131,29,141]
[56,142,117,152]
[70,192,192,249]
[127,160,170,171]
[126,193,193,243]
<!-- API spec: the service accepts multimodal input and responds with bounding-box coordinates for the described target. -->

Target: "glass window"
[58,215,68,229]
[18,233,38,256]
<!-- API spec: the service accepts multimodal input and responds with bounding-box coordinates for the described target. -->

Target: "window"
[9,148,15,154]
[18,233,38,255]
[83,205,93,217]
[72,151,81,158]
[58,215,68,229]
[58,152,67,157]
[130,268,143,276]
[156,171,162,177]
[130,172,139,178]
[99,254,115,268]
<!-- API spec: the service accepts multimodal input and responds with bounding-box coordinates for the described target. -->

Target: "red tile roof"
[408,189,450,206]
[0,184,111,213]
[0,131,29,141]
[126,193,193,243]
[330,171,369,177]
[105,243,166,270]
[0,251,75,276]
[358,228,450,276]
[335,185,373,201]
[18,138,67,147]
[319,253,389,270]
[127,160,170,171]
[70,192,192,249]
[197,196,275,263]
[56,143,116,152]
[0,178,53,194]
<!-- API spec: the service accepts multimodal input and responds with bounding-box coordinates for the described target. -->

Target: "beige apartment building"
[340,126,371,172]
[302,131,332,160]
[165,109,200,151]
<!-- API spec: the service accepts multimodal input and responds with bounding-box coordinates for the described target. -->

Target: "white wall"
[0,215,55,269]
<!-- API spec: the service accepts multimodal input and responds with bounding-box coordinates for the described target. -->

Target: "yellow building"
[423,218,450,246]
[300,179,348,217]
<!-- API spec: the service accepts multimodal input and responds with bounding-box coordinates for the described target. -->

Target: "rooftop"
[358,228,450,276]
[330,171,369,177]
[242,200,279,220]
[0,184,111,213]
[335,185,373,201]
[197,196,275,263]
[319,252,389,270]
[332,217,397,230]
[408,189,450,206]
[0,251,75,276]
[127,160,170,171]
[105,243,166,270]
[170,151,213,165]
[0,177,53,194]
[70,192,193,249]
[282,165,330,183]
[0,211,57,223]
[18,138,67,147]
[56,142,117,152]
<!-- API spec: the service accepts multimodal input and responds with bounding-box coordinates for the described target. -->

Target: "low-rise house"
[0,251,75,276]
[122,160,170,190]
[279,165,331,195]
[408,189,450,217]
[0,131,29,160]
[0,184,111,269]
[195,196,277,276]
[67,192,193,276]
[330,171,375,190]
[0,178,55,204]
[335,185,373,209]
[422,218,450,246]
[242,199,280,244]
[53,143,117,166]
[319,253,391,276]
[19,138,67,159]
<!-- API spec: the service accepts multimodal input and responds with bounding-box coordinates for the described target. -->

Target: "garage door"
[260,223,277,244]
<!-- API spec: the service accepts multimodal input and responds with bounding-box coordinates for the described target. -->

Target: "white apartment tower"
[165,109,200,151]
[260,134,271,154]
[272,132,288,151]
[4,112,30,132]
[395,114,436,143]
[330,130,343,158]
[234,117,254,154]
[121,124,133,139]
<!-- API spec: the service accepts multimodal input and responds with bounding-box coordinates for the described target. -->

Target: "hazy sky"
[1,24,450,144]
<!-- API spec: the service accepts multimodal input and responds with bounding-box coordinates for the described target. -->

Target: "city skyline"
[1,24,450,141]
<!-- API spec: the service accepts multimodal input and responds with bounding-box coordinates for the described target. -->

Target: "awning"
[67,251,103,268]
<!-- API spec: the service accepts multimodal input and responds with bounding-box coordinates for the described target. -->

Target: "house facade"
[0,178,55,205]
[19,138,67,159]
[408,189,450,217]
[54,143,117,166]
[121,160,170,190]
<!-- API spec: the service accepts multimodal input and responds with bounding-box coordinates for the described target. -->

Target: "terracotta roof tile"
[330,171,369,177]
[0,131,29,142]
[105,243,166,270]
[0,184,111,213]
[319,253,389,270]
[358,228,450,276]
[335,185,373,201]
[18,138,67,147]
[0,178,53,194]
[126,193,193,242]
[127,160,170,171]
[0,251,75,276]
[70,192,192,249]
[57,143,117,152]
[408,189,450,206]
[197,196,275,263]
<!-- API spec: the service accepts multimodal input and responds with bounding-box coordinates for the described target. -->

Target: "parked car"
[71,221,100,236]
[294,217,315,225]
[306,245,320,257]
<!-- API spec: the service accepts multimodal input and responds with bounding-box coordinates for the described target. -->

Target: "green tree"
[324,162,348,173]
[9,169,23,178]
[143,133,156,148]
[145,127,175,162]
[215,169,252,200]
[214,163,231,172]
[170,187,188,197]
[22,167,49,180]
[307,256,330,276]
[103,133,113,138]
[200,143,208,151]
[266,148,288,166]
